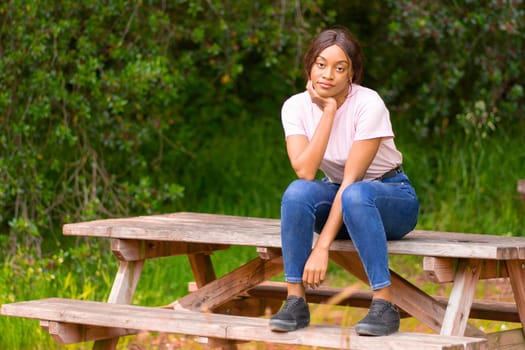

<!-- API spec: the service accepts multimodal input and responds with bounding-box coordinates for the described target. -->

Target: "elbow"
[293,167,317,181]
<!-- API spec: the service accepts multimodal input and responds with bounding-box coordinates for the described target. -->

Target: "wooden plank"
[188,281,282,316]
[106,260,144,304]
[187,253,217,288]
[440,259,482,337]
[45,321,137,344]
[518,179,525,196]
[1,298,488,350]
[487,328,525,350]
[93,259,144,350]
[256,247,282,260]
[172,256,283,311]
[386,231,524,260]
[63,212,525,259]
[506,260,525,331]
[423,257,509,283]
[111,239,229,261]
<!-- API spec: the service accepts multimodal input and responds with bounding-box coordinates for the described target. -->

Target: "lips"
[317,81,334,89]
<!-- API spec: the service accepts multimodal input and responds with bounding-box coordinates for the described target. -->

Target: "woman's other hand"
[302,246,329,289]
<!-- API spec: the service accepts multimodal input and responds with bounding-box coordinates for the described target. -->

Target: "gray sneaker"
[355,299,400,336]
[269,296,310,332]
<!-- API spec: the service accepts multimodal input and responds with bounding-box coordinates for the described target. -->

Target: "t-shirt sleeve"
[354,92,394,141]
[281,94,308,138]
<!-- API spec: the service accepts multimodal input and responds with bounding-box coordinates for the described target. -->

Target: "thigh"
[282,178,340,233]
[372,176,419,239]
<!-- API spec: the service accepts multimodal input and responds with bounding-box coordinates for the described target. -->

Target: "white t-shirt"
[281,84,402,183]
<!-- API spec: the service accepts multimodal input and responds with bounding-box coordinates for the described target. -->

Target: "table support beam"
[440,259,482,336]
[172,256,283,312]
[329,252,485,338]
[506,259,525,336]
[92,259,145,350]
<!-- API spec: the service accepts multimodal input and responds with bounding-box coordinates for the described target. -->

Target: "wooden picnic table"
[2,211,525,350]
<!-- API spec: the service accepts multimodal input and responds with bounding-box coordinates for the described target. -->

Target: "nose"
[322,66,334,80]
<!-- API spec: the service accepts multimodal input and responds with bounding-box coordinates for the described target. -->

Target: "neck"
[335,84,351,108]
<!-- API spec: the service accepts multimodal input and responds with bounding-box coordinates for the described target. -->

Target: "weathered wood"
[7,211,522,349]
[187,253,216,288]
[1,298,488,350]
[93,259,144,350]
[441,260,482,337]
[487,328,525,350]
[424,257,509,283]
[111,239,228,261]
[518,179,525,200]
[330,251,445,334]
[256,247,282,260]
[188,281,282,316]
[44,321,137,344]
[330,252,485,338]
[63,212,525,259]
[506,260,525,334]
[172,256,283,312]
[107,260,144,304]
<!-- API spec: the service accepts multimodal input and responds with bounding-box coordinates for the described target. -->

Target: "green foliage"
[1,2,525,347]
[0,239,117,349]
[0,0,331,250]
[382,0,524,138]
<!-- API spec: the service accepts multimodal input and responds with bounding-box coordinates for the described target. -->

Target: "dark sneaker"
[355,299,400,336]
[269,296,310,332]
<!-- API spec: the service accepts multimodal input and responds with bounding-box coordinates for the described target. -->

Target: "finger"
[319,271,326,284]
[302,271,311,286]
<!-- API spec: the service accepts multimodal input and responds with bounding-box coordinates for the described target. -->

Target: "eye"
[336,66,346,73]
[316,62,325,68]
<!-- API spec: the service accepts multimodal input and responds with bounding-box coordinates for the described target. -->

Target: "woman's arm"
[302,138,382,288]
[286,81,338,180]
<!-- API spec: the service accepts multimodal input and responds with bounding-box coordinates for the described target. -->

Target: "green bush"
[0,0,331,250]
[382,0,524,138]
[1,0,524,253]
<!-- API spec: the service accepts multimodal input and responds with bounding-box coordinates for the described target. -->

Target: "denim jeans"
[280,172,419,290]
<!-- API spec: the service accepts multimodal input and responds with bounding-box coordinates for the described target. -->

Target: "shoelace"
[282,298,302,312]
[368,301,391,317]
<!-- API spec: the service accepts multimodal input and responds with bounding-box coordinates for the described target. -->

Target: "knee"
[341,182,374,209]
[282,179,316,204]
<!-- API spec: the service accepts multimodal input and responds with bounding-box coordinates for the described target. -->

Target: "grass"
[1,118,524,349]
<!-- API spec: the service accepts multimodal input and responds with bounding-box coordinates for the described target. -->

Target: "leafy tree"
[382,0,524,139]
[2,0,523,254]
[0,0,331,251]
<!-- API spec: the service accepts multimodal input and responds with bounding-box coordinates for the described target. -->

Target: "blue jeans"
[280,172,419,290]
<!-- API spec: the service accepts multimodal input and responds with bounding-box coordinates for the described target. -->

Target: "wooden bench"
[2,212,525,349]
[1,298,488,350]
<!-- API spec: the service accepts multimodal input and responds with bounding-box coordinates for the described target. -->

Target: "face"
[309,44,352,104]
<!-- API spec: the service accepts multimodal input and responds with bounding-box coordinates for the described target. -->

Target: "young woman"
[269,26,419,336]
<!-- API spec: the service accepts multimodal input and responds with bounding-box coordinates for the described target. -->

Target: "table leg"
[172,256,283,312]
[505,259,525,335]
[92,259,145,350]
[440,259,481,336]
[188,253,217,288]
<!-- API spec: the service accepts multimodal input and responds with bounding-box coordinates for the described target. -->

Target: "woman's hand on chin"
[307,80,337,112]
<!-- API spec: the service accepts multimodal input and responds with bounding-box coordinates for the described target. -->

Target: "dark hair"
[303,26,364,84]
